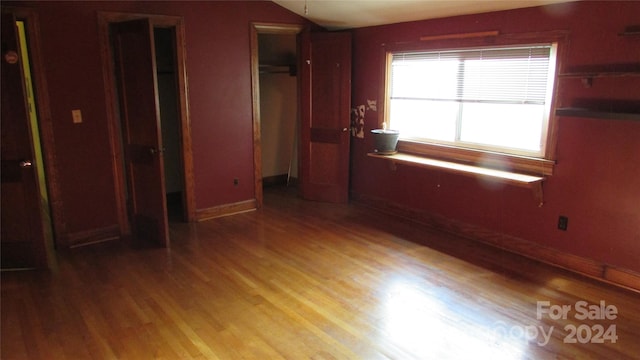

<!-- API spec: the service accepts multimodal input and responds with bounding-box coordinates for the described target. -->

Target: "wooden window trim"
[397,140,555,176]
[377,30,569,178]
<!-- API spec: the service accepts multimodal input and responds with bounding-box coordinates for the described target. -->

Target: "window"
[386,43,558,159]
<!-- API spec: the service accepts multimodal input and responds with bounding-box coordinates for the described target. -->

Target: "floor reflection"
[380,278,527,359]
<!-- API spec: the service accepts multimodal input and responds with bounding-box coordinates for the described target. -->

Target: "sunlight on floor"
[379,278,527,359]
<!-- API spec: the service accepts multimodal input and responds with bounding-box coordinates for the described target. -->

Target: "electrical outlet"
[233,178,239,186]
[558,216,568,231]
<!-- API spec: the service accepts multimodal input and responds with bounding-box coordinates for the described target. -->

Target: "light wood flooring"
[2,187,639,359]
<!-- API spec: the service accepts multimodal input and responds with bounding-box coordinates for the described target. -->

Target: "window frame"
[379,31,568,176]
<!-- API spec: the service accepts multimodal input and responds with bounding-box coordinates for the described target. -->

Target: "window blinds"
[390,44,554,105]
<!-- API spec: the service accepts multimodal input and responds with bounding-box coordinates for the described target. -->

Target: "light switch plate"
[72,109,82,124]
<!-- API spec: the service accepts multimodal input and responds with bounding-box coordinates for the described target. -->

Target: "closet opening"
[257,32,299,190]
[251,23,303,206]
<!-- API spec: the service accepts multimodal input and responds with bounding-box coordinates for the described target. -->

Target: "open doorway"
[258,33,298,189]
[250,23,303,207]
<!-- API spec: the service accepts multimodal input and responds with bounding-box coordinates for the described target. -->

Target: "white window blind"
[391,45,553,105]
[388,43,557,156]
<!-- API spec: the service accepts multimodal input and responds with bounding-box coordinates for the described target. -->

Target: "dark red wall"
[6,1,639,274]
[6,1,307,238]
[350,2,640,273]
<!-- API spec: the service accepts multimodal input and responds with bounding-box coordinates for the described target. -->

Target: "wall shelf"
[559,71,640,78]
[619,25,640,37]
[555,108,640,121]
[558,69,640,88]
[368,152,546,206]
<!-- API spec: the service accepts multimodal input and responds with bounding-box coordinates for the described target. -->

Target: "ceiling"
[272,0,578,30]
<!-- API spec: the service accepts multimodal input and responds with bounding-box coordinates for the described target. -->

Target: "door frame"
[250,22,304,207]
[99,12,196,237]
[2,7,59,268]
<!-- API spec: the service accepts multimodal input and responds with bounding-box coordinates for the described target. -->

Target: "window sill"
[397,140,555,176]
[367,152,546,206]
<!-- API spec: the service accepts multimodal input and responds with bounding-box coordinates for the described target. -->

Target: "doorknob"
[19,160,33,168]
[342,127,348,132]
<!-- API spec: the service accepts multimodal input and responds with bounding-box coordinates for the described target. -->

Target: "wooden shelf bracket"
[532,181,544,207]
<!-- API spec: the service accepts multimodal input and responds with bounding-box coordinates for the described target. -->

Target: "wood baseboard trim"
[64,225,121,248]
[604,266,640,291]
[196,199,257,222]
[352,192,640,293]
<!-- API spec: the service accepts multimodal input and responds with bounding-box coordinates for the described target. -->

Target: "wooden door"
[112,19,169,247]
[1,12,47,268]
[299,31,352,203]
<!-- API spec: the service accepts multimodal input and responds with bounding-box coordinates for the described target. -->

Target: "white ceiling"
[272,0,578,30]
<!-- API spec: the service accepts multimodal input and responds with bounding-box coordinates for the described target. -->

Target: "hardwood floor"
[2,187,639,359]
